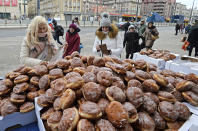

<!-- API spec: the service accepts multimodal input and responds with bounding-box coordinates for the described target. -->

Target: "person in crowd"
[138,20,147,49]
[185,24,191,34]
[93,13,123,57]
[180,23,184,34]
[143,22,159,50]
[123,21,130,35]
[175,22,180,35]
[52,19,64,45]
[20,16,58,66]
[73,17,80,27]
[63,23,80,58]
[123,25,140,59]
[187,19,198,57]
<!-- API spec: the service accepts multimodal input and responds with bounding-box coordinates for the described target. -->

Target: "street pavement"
[0,26,190,76]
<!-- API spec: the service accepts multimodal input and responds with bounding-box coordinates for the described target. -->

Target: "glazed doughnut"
[2,79,14,88]
[87,56,95,66]
[81,56,87,64]
[144,92,160,105]
[171,89,183,102]
[124,71,135,82]
[97,98,109,115]
[184,73,198,84]
[95,119,116,131]
[14,75,29,84]
[10,93,26,104]
[64,72,84,90]
[51,78,67,97]
[137,112,155,131]
[167,121,185,130]
[73,67,86,76]
[82,72,96,83]
[8,72,21,79]
[97,71,113,87]
[58,107,79,131]
[49,68,63,79]
[112,76,125,90]
[0,99,17,116]
[93,57,105,67]
[39,75,50,89]
[176,80,195,92]
[86,65,99,75]
[37,94,49,107]
[82,82,101,102]
[57,59,70,69]
[106,101,128,128]
[79,101,102,119]
[182,91,198,106]
[152,111,166,130]
[47,111,62,130]
[53,97,61,111]
[45,88,56,103]
[71,51,80,58]
[105,61,126,74]
[19,66,32,74]
[135,70,151,81]
[174,101,190,120]
[27,91,39,101]
[77,119,95,131]
[41,108,55,120]
[158,101,179,122]
[105,86,126,103]
[30,76,40,86]
[158,91,176,102]
[123,102,138,123]
[47,61,57,70]
[0,84,11,96]
[128,79,142,89]
[27,84,38,92]
[63,66,73,74]
[13,82,29,94]
[153,74,168,87]
[142,79,159,93]
[126,87,143,108]
[71,57,84,68]
[142,94,157,114]
[20,102,34,113]
[60,89,76,110]
[34,65,48,76]
[134,59,147,69]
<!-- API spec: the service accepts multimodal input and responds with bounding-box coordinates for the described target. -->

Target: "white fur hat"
[128,25,135,30]
[100,13,111,27]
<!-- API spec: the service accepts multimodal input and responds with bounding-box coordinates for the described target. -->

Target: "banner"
[4,0,10,6]
[0,0,3,6]
[11,0,17,6]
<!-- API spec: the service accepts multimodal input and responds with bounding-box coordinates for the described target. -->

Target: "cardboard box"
[35,98,198,131]
[35,97,45,131]
[0,110,37,131]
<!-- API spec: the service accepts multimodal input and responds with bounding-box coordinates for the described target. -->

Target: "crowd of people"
[19,14,161,66]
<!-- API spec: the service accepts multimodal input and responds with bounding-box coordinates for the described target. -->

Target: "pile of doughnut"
[140,49,177,61]
[0,51,198,131]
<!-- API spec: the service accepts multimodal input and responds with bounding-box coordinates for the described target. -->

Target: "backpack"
[56,25,64,36]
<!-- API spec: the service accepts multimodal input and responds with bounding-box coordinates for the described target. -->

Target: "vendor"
[93,13,123,57]
[20,16,58,66]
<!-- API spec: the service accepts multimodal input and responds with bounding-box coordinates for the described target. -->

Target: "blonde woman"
[20,16,58,66]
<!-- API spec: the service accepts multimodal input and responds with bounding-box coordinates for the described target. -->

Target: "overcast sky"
[177,0,198,9]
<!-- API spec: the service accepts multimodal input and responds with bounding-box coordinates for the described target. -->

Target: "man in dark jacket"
[52,19,64,45]
[187,20,198,57]
[123,25,140,59]
[123,21,130,35]
[175,22,180,35]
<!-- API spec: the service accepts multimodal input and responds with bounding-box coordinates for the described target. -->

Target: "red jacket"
[63,31,80,57]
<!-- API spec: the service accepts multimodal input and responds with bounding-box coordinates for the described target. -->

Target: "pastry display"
[106,86,126,103]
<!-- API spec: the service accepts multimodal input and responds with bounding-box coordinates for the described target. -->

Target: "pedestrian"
[187,19,198,57]
[63,23,80,58]
[123,21,130,35]
[93,13,123,57]
[52,19,64,45]
[73,17,80,27]
[175,22,180,35]
[185,24,191,34]
[143,22,159,50]
[138,20,147,49]
[20,16,58,66]
[180,23,184,34]
[123,25,140,59]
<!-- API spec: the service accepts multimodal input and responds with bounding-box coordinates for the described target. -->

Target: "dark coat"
[63,30,80,57]
[124,22,130,32]
[123,31,140,54]
[175,24,180,30]
[187,25,198,48]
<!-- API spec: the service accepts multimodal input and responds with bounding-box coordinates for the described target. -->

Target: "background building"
[0,0,28,19]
